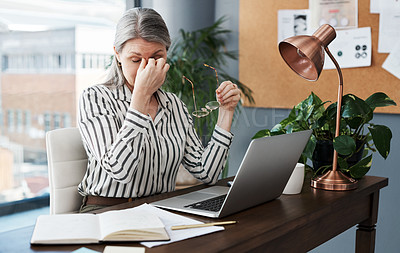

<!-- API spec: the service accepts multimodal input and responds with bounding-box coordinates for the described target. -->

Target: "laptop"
[151,130,312,218]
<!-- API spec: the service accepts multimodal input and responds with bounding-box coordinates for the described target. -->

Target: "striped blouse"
[77,84,233,198]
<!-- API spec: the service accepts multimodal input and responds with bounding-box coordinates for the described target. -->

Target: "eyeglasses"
[182,64,220,118]
[203,64,220,111]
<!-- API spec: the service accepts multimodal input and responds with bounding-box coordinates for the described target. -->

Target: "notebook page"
[138,203,224,248]
[31,214,100,244]
[97,208,166,240]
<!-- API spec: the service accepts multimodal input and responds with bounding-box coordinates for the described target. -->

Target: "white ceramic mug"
[283,163,305,195]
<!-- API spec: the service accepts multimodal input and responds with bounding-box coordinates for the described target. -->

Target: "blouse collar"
[113,84,170,109]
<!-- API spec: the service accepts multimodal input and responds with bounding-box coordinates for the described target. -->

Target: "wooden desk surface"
[0,176,388,253]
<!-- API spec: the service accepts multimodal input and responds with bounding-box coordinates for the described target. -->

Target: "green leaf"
[296,93,312,110]
[271,129,287,136]
[314,114,327,129]
[286,124,294,134]
[252,129,271,139]
[311,92,323,106]
[368,125,392,159]
[286,106,297,121]
[271,124,283,133]
[348,155,372,179]
[341,94,372,119]
[333,135,356,155]
[302,135,316,159]
[325,103,337,118]
[323,103,338,130]
[365,92,397,111]
[304,104,315,122]
[337,157,349,171]
[313,102,329,116]
[345,116,363,129]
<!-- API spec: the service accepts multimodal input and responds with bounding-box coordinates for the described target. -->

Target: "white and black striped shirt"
[77,84,233,198]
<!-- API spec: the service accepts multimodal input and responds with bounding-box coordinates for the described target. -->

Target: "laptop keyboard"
[184,194,227,212]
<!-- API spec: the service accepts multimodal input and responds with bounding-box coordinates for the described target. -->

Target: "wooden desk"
[0,176,388,253]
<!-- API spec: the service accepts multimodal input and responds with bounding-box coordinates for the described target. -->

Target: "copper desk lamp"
[278,24,358,191]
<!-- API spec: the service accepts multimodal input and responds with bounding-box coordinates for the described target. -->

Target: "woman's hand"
[134,58,170,98]
[130,58,169,115]
[216,81,241,132]
[216,81,241,112]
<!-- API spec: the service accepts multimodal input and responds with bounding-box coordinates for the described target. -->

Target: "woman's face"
[114,38,167,88]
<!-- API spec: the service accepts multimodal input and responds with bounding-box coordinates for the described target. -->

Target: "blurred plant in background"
[164,17,254,142]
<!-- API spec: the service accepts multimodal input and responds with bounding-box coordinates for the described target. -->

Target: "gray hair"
[103,8,171,88]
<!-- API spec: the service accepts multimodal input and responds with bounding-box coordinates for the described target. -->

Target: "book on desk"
[30,205,170,244]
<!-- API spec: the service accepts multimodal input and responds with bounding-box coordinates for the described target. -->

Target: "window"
[63,113,71,128]
[24,111,31,134]
[53,113,61,129]
[16,110,23,133]
[44,112,51,132]
[57,54,62,68]
[2,53,78,73]
[0,0,125,230]
[2,55,8,71]
[82,53,86,68]
[7,110,14,133]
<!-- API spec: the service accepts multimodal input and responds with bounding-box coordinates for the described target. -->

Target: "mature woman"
[78,8,240,212]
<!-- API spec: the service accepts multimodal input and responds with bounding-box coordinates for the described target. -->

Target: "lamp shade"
[278,24,336,81]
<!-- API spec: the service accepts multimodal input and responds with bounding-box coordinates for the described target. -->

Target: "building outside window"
[0,0,124,225]
[1,55,8,71]
[53,113,60,129]
[7,110,15,133]
[63,113,71,128]
[24,110,31,134]
[7,109,14,132]
[82,53,86,69]
[43,112,51,132]
[16,109,23,133]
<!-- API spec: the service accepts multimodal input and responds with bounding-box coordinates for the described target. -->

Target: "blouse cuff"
[211,125,234,148]
[124,107,151,131]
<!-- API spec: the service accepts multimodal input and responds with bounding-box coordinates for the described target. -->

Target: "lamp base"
[311,170,358,191]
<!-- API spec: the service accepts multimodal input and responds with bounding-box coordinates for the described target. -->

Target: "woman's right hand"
[130,58,169,115]
[133,58,170,98]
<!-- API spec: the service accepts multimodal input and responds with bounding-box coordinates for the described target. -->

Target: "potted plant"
[252,92,396,179]
[164,17,254,177]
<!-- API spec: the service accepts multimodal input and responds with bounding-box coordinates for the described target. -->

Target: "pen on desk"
[171,220,237,230]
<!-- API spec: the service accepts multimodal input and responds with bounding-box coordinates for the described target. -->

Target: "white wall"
[142,0,215,41]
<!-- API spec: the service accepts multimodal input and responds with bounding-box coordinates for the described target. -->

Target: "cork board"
[239,0,400,113]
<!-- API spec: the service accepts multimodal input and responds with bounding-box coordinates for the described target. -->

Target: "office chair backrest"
[46,127,87,214]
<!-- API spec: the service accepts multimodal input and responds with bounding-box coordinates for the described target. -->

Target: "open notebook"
[30,206,169,244]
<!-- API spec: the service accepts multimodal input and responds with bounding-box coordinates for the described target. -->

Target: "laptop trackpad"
[176,186,229,202]
[177,192,216,201]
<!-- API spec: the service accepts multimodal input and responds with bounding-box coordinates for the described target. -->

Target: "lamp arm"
[325,47,343,172]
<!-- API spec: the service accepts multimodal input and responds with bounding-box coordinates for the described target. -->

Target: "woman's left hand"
[216,81,241,112]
